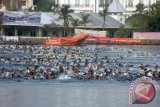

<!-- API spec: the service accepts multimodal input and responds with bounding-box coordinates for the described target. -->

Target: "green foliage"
[0,12,3,25]
[128,3,160,32]
[127,14,147,31]
[136,3,146,14]
[70,18,81,28]
[57,5,74,36]
[99,8,108,21]
[80,13,91,28]
[43,24,54,31]
[57,5,74,24]
[34,0,55,12]
[70,18,81,35]
[115,25,130,38]
[127,3,147,32]
[99,7,108,30]
[146,3,160,31]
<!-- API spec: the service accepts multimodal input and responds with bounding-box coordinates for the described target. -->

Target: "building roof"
[75,13,125,29]
[42,12,130,29]
[41,12,63,26]
[108,0,125,13]
[3,11,130,29]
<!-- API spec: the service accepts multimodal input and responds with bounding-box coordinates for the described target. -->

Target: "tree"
[43,23,60,37]
[127,3,147,32]
[34,0,55,12]
[80,13,91,28]
[57,5,74,36]
[70,18,81,35]
[99,7,108,31]
[146,3,160,31]
[136,3,146,14]
[127,14,147,32]
[127,3,160,32]
[115,25,130,38]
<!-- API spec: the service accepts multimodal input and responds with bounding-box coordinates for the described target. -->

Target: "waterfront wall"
[133,32,160,39]
[1,36,160,45]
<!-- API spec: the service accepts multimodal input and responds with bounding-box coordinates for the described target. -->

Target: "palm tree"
[57,5,74,36]
[99,7,108,31]
[49,0,59,12]
[80,13,91,28]
[70,18,81,35]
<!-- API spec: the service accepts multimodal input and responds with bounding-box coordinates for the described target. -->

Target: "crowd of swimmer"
[0,45,160,81]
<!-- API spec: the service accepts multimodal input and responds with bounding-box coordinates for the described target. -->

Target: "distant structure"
[55,0,157,15]
[0,3,6,12]
[0,0,33,11]
[107,0,157,24]
[108,0,126,24]
[19,0,33,10]
[55,0,109,13]
[1,11,130,37]
[108,0,125,13]
[109,0,157,16]
[157,0,160,3]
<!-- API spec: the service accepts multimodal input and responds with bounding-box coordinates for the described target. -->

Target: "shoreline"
[0,38,160,45]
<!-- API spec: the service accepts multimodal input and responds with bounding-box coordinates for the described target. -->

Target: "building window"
[149,0,151,6]
[99,0,104,7]
[85,0,89,6]
[139,0,143,4]
[31,29,36,37]
[128,0,133,7]
[68,0,70,5]
[120,18,123,21]
[5,27,14,36]
[18,28,23,36]
[75,0,80,6]
[125,0,128,7]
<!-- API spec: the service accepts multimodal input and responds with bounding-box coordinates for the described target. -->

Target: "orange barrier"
[43,33,89,46]
[86,37,141,43]
[44,33,141,46]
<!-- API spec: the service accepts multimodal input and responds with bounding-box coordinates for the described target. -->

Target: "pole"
[10,0,13,10]
[95,0,96,13]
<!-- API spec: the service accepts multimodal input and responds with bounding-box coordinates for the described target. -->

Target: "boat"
[43,32,89,46]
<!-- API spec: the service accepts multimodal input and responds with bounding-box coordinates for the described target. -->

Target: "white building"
[55,0,157,14]
[108,0,156,24]
[116,0,157,15]
[108,0,126,24]
[55,0,107,13]
[54,0,157,24]
[0,3,6,12]
[20,0,34,10]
